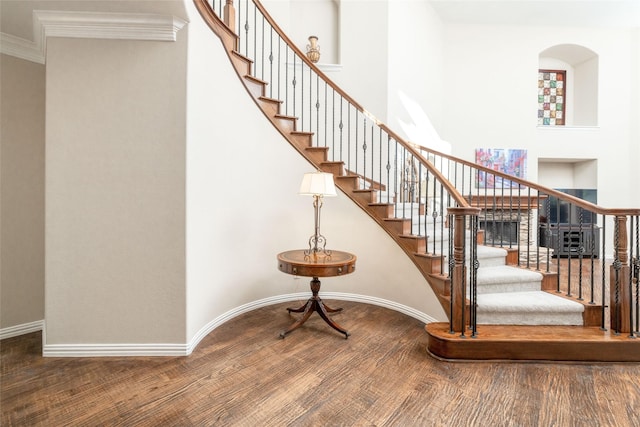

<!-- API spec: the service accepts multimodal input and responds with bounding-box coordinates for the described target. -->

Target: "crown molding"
[0,10,187,64]
[0,32,45,64]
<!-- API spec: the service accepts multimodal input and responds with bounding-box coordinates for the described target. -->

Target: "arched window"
[538,44,598,127]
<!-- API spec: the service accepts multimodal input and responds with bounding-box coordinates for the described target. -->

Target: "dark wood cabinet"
[538,224,600,257]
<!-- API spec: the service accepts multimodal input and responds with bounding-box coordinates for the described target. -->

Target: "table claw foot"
[323,303,343,313]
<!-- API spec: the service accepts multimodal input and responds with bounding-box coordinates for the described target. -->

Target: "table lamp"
[299,170,337,257]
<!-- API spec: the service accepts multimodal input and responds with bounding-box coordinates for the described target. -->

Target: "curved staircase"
[194,0,640,361]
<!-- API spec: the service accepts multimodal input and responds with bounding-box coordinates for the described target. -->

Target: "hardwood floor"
[2,301,640,426]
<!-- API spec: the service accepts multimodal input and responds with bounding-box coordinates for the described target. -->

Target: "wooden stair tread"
[258,96,282,104]
[245,74,268,85]
[425,322,640,362]
[274,113,296,120]
[231,50,253,63]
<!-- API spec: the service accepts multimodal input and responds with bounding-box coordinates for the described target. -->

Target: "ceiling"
[428,0,640,28]
[0,0,638,44]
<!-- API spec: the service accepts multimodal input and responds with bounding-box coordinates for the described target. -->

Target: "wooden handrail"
[411,143,640,217]
[199,0,472,209]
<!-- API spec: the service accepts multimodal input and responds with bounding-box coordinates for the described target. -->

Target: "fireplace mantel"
[468,195,547,210]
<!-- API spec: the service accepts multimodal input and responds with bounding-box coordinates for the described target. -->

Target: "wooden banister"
[224,0,235,32]
[611,215,632,334]
[448,207,480,333]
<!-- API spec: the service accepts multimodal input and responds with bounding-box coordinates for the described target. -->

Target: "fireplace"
[480,220,519,245]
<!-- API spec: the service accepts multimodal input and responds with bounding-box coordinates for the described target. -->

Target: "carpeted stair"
[394,202,585,326]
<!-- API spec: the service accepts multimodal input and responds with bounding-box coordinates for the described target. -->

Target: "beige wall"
[44,35,188,344]
[0,54,46,330]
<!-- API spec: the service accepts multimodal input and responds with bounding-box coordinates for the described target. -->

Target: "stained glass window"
[537,69,565,126]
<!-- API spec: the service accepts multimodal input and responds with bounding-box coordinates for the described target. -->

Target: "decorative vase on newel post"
[306,36,321,63]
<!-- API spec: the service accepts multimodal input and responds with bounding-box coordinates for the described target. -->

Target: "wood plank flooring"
[2,301,640,426]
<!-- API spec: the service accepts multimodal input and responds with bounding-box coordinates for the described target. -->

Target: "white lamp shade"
[299,171,337,197]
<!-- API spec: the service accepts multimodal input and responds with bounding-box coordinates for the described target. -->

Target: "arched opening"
[538,44,598,127]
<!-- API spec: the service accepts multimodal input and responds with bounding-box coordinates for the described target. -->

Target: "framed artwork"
[538,69,565,126]
[475,148,527,189]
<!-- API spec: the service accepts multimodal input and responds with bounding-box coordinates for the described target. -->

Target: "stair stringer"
[193,2,459,317]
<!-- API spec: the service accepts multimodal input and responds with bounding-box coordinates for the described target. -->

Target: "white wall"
[290,0,339,64]
[574,56,599,126]
[387,1,446,149]
[333,0,389,122]
[441,24,639,210]
[631,28,640,206]
[184,0,446,344]
[538,160,597,189]
[0,54,45,332]
[44,35,188,345]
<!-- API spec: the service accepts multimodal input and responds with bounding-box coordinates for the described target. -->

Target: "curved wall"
[184,0,446,349]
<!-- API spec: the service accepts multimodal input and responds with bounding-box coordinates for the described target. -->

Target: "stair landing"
[425,322,640,362]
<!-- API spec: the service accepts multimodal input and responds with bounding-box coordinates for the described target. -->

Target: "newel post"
[448,207,480,334]
[224,0,236,32]
[610,214,632,334]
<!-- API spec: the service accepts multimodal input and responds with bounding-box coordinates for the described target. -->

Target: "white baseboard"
[36,294,433,357]
[187,292,436,355]
[0,320,44,340]
[43,342,190,357]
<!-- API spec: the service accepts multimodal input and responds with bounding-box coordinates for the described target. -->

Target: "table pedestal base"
[280,277,349,339]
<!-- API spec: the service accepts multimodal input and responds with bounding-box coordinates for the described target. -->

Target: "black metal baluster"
[601,217,607,331]
[338,96,343,162]
[243,0,249,62]
[432,167,438,256]
[277,36,281,101]
[362,116,367,190]
[578,208,584,301]
[460,219,467,339]
[284,45,289,116]
[300,58,304,131]
[372,123,376,199]
[394,141,399,220]
[614,218,621,334]
[545,191,551,273]
[324,81,328,148]
[629,215,636,338]
[635,215,640,334]
[517,185,522,268]
[253,3,256,70]
[471,215,479,338]
[386,135,391,204]
[567,209,573,297]
[555,197,561,293]
[268,27,273,98]
[260,15,265,81]
[346,106,351,174]
[448,213,455,334]
[379,128,383,202]
[589,219,596,305]
[439,177,445,271]
[353,112,358,183]
[315,74,320,145]
[292,55,297,119]
[500,175,505,248]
